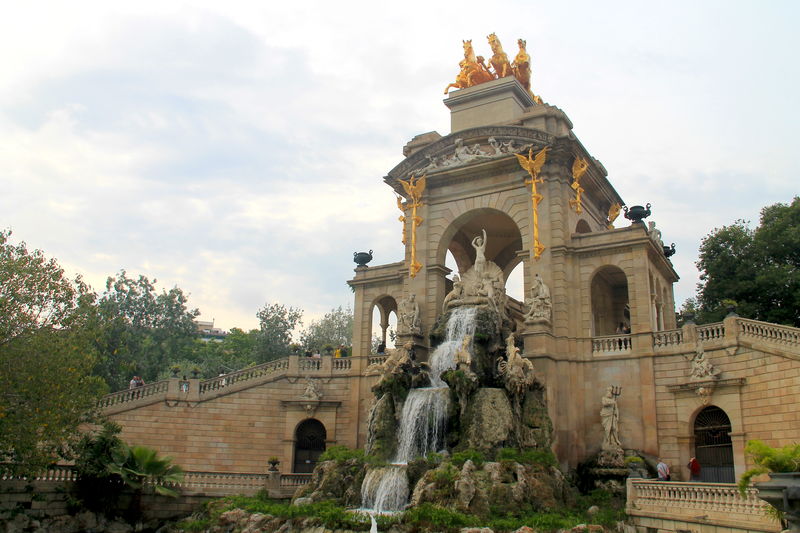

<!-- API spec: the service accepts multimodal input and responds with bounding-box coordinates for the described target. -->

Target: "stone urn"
[268,458,280,472]
[755,472,800,532]
[354,250,373,267]
[663,243,676,257]
[623,203,651,224]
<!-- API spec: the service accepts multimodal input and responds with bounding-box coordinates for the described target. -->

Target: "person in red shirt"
[688,457,701,481]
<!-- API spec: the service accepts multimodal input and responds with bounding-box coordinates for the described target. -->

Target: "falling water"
[360,306,478,512]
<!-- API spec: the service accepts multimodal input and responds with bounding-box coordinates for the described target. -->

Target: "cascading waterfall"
[361,306,478,513]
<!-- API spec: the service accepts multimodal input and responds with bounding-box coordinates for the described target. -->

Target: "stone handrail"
[653,328,683,348]
[627,479,779,532]
[280,473,313,487]
[200,358,290,394]
[298,358,322,372]
[697,322,725,341]
[98,380,169,408]
[332,358,352,371]
[167,471,268,492]
[738,318,800,347]
[592,334,631,354]
[368,355,388,366]
[0,464,78,482]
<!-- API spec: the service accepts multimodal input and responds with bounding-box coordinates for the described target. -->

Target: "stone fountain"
[296,233,568,516]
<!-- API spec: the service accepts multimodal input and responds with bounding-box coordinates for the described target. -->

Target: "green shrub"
[494,447,556,467]
[738,440,800,496]
[624,455,644,464]
[318,445,365,463]
[451,449,485,468]
[402,503,476,531]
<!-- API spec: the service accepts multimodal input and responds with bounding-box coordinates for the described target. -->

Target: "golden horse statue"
[512,39,543,104]
[487,33,512,79]
[444,40,494,94]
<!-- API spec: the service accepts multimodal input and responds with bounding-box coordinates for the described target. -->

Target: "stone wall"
[106,355,379,473]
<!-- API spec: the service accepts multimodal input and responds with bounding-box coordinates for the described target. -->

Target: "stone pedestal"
[444,76,535,132]
[395,332,428,362]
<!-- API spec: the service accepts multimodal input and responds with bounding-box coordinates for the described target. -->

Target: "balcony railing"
[627,479,779,532]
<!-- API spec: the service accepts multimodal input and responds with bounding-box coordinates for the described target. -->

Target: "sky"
[2,1,798,331]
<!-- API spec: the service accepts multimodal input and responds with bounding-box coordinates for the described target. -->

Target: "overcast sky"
[2,1,798,331]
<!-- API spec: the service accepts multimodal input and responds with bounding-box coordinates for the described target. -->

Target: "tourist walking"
[657,458,670,481]
[687,456,701,481]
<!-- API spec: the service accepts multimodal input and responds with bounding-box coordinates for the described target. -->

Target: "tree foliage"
[94,270,200,390]
[695,197,800,326]
[254,303,303,363]
[300,306,353,352]
[0,231,107,474]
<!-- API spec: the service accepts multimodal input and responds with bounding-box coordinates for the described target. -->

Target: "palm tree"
[108,443,184,519]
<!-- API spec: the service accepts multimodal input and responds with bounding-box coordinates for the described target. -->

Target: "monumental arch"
[350,75,679,465]
[100,49,800,484]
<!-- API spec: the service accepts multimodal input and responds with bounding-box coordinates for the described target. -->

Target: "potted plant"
[268,456,280,471]
[170,365,180,378]
[738,440,800,531]
[191,367,201,379]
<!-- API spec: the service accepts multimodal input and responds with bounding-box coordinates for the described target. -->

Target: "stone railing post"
[267,470,281,497]
[166,377,180,402]
[723,314,740,342]
[187,378,201,402]
[681,321,698,346]
[288,354,299,375]
[626,478,638,512]
[321,354,333,374]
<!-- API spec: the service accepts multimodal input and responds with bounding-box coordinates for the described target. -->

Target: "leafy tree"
[94,271,200,390]
[695,197,800,326]
[254,303,303,362]
[0,230,107,474]
[300,306,353,353]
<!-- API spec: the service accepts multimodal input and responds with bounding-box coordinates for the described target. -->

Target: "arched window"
[590,266,630,336]
[693,406,734,483]
[293,419,327,473]
[575,219,592,234]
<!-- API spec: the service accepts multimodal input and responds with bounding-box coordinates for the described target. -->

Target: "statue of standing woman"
[472,229,487,276]
[600,386,622,451]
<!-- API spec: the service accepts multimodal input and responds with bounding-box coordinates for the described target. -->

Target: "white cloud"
[1,0,798,330]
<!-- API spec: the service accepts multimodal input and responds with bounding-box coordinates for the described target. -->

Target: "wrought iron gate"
[694,406,734,483]
[293,419,327,473]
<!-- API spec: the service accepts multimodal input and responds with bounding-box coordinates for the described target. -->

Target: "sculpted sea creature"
[497,333,535,400]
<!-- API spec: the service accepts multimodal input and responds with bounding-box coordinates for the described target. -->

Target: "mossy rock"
[461,388,514,452]
[365,393,398,461]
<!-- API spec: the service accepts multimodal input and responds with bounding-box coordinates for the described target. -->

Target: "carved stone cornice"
[386,125,555,185]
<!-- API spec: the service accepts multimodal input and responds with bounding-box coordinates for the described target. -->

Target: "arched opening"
[293,419,327,473]
[693,406,734,483]
[370,296,398,352]
[590,266,630,336]
[575,219,592,234]
[505,261,524,303]
[436,208,523,276]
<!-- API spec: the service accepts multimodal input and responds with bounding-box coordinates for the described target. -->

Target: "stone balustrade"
[280,473,313,487]
[332,358,352,371]
[367,355,388,366]
[738,318,800,347]
[0,464,77,482]
[592,334,632,354]
[697,322,725,341]
[653,328,683,348]
[627,479,780,532]
[200,358,290,393]
[167,471,268,494]
[98,381,169,408]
